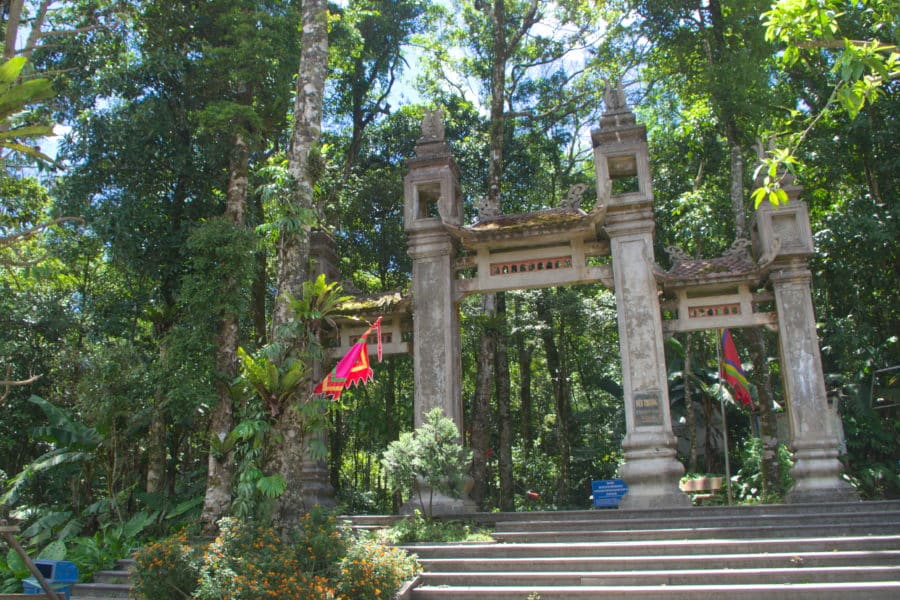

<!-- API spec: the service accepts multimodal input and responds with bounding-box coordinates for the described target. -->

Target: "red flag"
[314,317,382,401]
[720,329,753,407]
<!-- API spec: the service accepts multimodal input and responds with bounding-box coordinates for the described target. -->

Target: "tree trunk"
[251,193,267,345]
[268,404,310,525]
[201,133,249,532]
[272,0,328,333]
[270,0,330,528]
[515,297,533,451]
[537,292,571,505]
[747,326,781,498]
[704,393,715,473]
[470,295,496,509]
[684,333,698,473]
[145,402,167,494]
[495,294,513,511]
[730,144,746,238]
[2,0,23,60]
[20,0,50,61]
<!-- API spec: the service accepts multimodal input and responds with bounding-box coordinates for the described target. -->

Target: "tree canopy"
[0,0,895,572]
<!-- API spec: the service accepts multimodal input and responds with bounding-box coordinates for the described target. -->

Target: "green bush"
[132,512,418,600]
[193,517,336,600]
[382,408,472,516]
[733,438,794,503]
[295,506,350,579]
[378,510,493,544]
[133,531,201,600]
[336,539,420,600]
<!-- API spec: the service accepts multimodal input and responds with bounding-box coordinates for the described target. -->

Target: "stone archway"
[397,97,856,512]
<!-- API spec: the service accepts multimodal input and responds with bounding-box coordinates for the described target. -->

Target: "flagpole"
[716,329,734,505]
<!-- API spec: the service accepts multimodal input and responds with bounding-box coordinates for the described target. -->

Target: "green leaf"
[0,124,54,140]
[0,57,26,84]
[38,540,67,561]
[0,78,54,118]
[256,474,287,498]
[165,496,204,520]
[6,548,29,579]
[0,141,54,163]
[783,45,799,66]
[1,449,94,506]
[751,187,768,209]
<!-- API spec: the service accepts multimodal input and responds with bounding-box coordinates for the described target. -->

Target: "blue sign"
[591,479,628,508]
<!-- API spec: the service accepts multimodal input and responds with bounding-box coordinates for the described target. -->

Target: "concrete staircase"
[383,500,900,599]
[69,559,133,600]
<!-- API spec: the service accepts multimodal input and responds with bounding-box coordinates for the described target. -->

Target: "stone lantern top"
[409,108,453,165]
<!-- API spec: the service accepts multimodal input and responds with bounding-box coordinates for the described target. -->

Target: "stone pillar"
[606,214,689,508]
[755,195,858,503]
[402,110,473,514]
[593,87,690,508]
[408,228,463,428]
[403,109,464,430]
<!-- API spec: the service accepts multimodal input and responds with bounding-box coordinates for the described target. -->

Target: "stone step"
[91,569,132,585]
[67,559,135,599]
[410,581,900,600]
[69,582,131,600]
[405,534,900,559]
[492,509,900,532]
[492,522,900,543]
[398,503,900,598]
[418,564,900,587]
[415,549,900,573]
[349,500,900,528]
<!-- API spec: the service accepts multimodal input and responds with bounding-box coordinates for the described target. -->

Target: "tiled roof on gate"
[469,207,588,231]
[659,238,773,288]
[446,206,606,247]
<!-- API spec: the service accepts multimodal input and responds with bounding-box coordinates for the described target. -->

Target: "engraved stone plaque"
[633,389,663,427]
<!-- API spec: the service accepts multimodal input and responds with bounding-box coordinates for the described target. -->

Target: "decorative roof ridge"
[473,205,587,226]
[444,205,606,246]
[335,290,410,316]
[656,237,780,288]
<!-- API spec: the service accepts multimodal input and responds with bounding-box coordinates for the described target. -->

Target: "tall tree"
[194,0,301,531]
[269,0,330,527]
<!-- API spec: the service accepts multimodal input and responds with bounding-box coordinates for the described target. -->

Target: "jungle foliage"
[0,0,896,586]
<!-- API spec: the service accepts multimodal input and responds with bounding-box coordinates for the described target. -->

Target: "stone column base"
[400,478,477,517]
[300,459,336,509]
[618,432,691,509]
[786,438,859,504]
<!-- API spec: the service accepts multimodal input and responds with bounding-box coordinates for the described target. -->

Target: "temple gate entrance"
[319,92,857,512]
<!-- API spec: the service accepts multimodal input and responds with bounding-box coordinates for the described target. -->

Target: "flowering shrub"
[134,512,418,600]
[133,531,201,599]
[336,539,420,600]
[193,517,337,600]
[295,506,349,579]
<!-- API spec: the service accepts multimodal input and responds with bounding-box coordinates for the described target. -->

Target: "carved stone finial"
[665,245,691,264]
[560,183,588,210]
[603,79,628,112]
[419,108,445,143]
[723,237,753,260]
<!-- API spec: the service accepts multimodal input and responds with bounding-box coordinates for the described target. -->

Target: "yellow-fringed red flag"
[314,317,382,401]
[720,328,753,407]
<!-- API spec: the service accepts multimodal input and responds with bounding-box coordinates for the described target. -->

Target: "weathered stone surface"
[771,265,858,503]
